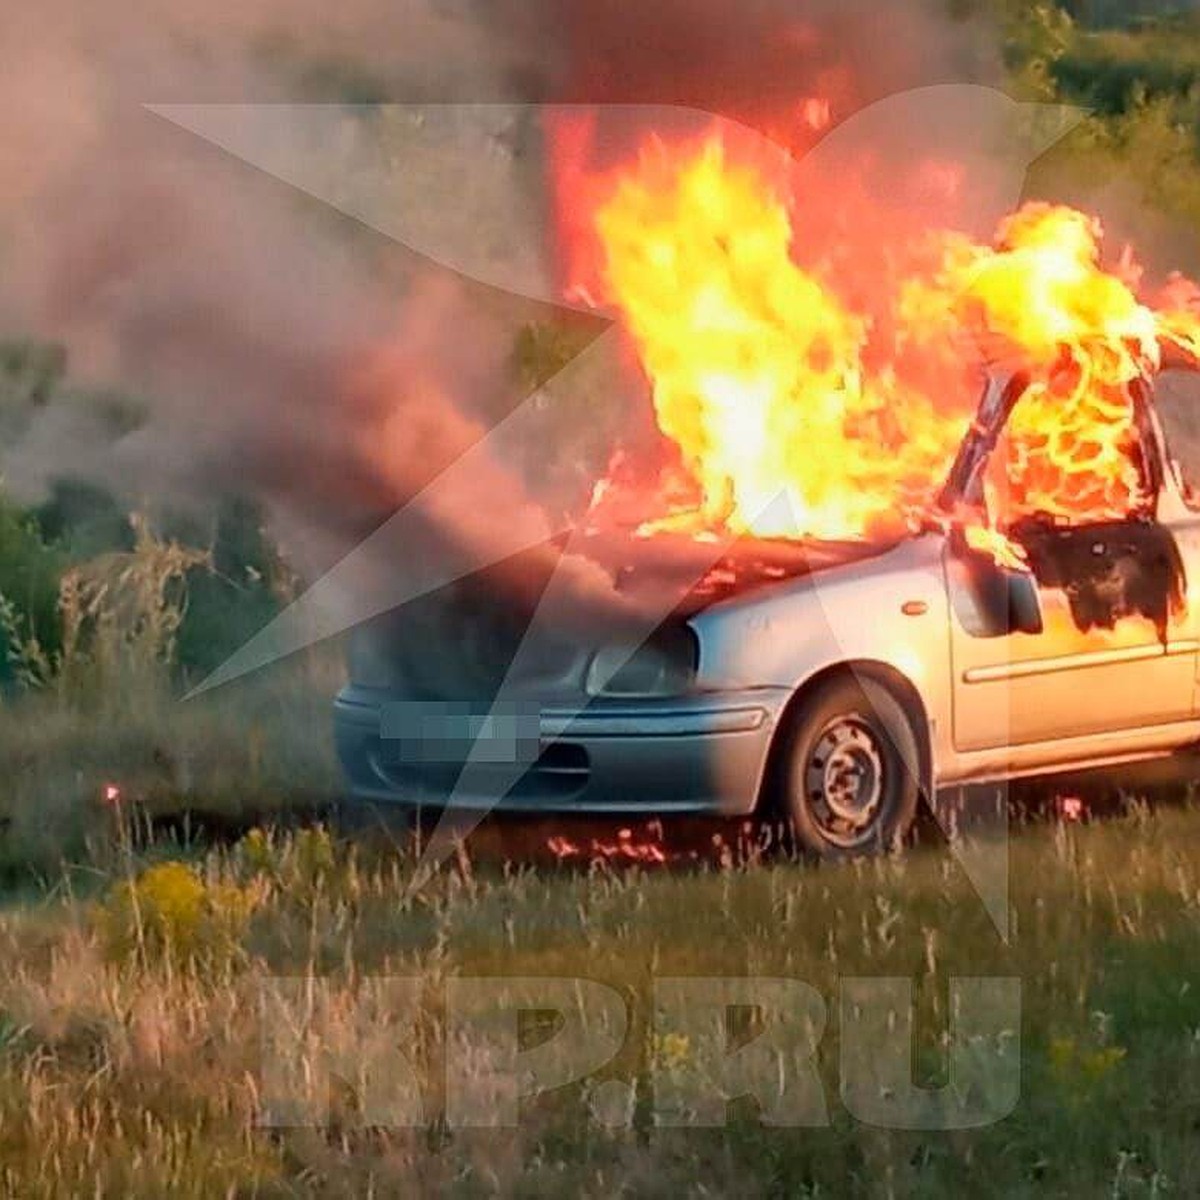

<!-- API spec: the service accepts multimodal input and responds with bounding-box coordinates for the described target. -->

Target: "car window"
[982,376,1152,533]
[1153,368,1200,510]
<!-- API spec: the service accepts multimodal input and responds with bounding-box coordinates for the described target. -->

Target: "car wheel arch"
[757,659,934,817]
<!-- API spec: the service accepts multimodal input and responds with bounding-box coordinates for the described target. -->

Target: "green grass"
[0,804,1196,1195]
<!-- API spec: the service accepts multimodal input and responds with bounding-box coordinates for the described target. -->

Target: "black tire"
[773,674,922,857]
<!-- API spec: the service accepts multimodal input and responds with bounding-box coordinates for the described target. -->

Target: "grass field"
[7,4,1200,1195]
[0,795,1196,1197]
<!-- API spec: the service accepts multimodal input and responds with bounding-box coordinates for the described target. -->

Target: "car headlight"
[585,626,698,697]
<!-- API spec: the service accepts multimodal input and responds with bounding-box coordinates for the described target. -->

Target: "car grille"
[371,738,591,803]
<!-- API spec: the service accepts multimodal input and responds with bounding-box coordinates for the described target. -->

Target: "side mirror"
[946,527,1043,639]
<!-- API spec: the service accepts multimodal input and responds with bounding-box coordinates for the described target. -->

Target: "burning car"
[336,135,1200,855]
[335,354,1200,855]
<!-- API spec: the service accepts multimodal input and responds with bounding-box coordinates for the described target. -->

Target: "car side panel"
[690,535,957,785]
[689,525,1200,793]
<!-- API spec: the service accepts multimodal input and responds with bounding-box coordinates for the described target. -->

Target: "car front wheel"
[775,674,922,857]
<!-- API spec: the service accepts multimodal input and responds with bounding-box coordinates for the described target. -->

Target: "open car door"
[946,367,1200,756]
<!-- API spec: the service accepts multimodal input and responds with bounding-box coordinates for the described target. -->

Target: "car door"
[948,371,1200,755]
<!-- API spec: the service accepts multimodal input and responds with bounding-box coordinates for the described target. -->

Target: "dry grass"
[0,669,341,878]
[0,513,1194,1194]
[0,518,342,880]
[0,804,1194,1196]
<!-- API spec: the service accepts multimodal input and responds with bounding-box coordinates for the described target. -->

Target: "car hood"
[576,531,905,617]
[346,532,907,701]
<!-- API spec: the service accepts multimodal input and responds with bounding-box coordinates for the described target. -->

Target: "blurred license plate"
[379,701,541,764]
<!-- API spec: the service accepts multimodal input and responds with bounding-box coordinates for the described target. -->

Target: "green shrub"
[173,496,289,680]
[32,479,134,561]
[0,339,66,428]
[0,496,65,688]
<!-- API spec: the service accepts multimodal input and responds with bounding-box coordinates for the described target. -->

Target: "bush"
[55,517,209,711]
[95,860,259,970]
[173,496,290,681]
[0,495,65,688]
[32,479,135,562]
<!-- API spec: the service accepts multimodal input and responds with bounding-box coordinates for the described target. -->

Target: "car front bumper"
[333,685,793,816]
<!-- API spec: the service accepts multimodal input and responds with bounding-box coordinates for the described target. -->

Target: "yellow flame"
[582,136,1200,543]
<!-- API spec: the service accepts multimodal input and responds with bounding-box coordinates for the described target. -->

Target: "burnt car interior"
[947,367,1186,642]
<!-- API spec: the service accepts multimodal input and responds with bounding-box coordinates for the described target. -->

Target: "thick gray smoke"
[0,1,542,567]
[0,0,1013,669]
[494,0,998,115]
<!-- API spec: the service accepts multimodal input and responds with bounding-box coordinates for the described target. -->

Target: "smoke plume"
[0,0,1021,671]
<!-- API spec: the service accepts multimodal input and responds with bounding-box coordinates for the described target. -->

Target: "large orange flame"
[907,205,1160,526]
[573,131,1200,543]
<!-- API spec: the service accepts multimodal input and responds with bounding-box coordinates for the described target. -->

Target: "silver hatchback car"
[335,363,1200,854]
